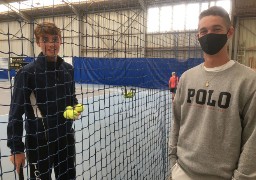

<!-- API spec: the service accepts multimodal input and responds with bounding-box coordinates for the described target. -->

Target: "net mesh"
[0,0,203,179]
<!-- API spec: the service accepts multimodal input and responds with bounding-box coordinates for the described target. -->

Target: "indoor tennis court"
[0,81,172,179]
[0,0,255,179]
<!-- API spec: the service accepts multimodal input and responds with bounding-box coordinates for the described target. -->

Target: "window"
[173,4,185,31]
[147,8,160,32]
[160,6,172,32]
[147,0,231,33]
[186,3,200,30]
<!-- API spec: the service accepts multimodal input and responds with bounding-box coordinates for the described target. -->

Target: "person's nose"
[207,29,214,34]
[48,42,54,48]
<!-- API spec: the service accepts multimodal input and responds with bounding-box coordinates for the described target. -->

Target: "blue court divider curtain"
[73,57,203,89]
[0,57,203,89]
[0,70,15,79]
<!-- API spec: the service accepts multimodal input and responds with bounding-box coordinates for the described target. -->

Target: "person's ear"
[227,26,234,38]
[59,36,62,44]
[196,33,200,40]
[36,41,41,47]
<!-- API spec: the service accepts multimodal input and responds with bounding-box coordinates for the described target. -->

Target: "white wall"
[0,21,32,58]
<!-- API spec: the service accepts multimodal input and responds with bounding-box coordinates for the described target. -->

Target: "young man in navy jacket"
[7,22,78,179]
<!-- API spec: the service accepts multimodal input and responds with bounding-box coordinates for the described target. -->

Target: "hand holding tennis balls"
[63,106,79,120]
[63,104,84,120]
[74,103,84,113]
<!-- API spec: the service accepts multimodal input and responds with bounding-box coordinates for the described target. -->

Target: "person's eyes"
[199,30,207,36]
[213,28,222,32]
[52,37,59,43]
[42,37,48,43]
[41,37,59,43]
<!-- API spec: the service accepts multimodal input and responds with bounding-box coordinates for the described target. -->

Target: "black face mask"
[198,33,228,55]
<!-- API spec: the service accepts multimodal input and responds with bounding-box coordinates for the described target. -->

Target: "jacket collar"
[37,52,63,70]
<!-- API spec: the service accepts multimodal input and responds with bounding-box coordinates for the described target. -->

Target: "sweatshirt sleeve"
[233,91,256,180]
[169,76,182,167]
[7,70,26,154]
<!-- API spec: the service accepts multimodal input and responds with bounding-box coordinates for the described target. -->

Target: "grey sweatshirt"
[169,61,256,180]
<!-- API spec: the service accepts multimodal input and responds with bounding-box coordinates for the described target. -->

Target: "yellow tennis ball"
[70,110,79,119]
[63,110,70,119]
[128,92,133,96]
[74,103,84,113]
[65,106,73,110]
[124,91,134,98]
[64,109,79,119]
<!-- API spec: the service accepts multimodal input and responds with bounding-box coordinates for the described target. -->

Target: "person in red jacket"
[169,72,179,100]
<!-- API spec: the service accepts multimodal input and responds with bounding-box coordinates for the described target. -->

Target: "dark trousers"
[26,132,76,180]
[170,88,177,93]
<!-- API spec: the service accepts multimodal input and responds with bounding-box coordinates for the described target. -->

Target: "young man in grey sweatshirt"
[169,6,256,180]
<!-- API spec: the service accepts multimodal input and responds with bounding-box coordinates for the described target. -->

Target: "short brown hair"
[199,6,231,28]
[34,22,61,43]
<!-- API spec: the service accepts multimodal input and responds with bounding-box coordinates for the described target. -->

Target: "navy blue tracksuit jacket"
[7,53,78,154]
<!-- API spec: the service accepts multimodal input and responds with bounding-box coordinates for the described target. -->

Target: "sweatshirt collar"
[37,52,63,70]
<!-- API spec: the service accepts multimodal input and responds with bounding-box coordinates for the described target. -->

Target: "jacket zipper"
[41,118,48,141]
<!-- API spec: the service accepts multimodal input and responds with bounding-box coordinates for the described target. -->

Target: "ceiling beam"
[62,0,81,16]
[0,0,25,4]
[138,0,146,11]
[2,0,31,22]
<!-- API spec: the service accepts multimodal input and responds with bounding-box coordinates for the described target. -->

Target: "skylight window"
[173,4,186,31]
[147,0,231,33]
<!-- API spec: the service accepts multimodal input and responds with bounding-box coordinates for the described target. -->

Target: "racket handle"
[19,166,24,180]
